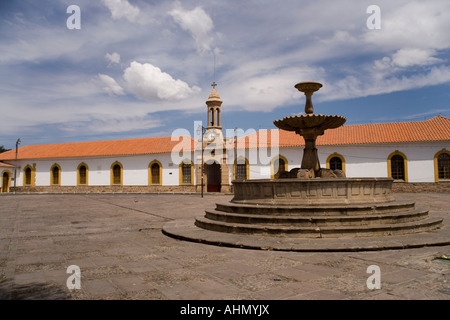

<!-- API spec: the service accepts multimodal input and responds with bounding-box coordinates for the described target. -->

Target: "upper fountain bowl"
[295,82,323,94]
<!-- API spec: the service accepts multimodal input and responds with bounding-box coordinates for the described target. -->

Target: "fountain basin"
[273,114,346,132]
[231,177,395,205]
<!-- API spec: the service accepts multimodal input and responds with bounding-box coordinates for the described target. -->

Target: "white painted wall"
[227,141,449,183]
[10,152,195,187]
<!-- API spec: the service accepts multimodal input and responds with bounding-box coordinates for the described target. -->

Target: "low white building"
[1,87,449,193]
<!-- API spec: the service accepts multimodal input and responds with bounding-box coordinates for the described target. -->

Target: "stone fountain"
[274,82,346,179]
[163,82,448,251]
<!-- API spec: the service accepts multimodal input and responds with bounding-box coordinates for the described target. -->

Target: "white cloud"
[391,48,442,67]
[169,4,214,54]
[321,65,450,101]
[363,0,450,51]
[222,65,324,112]
[374,48,443,70]
[123,61,201,101]
[105,52,121,64]
[98,73,125,96]
[102,0,140,22]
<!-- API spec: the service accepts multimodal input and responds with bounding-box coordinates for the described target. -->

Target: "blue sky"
[1,0,449,150]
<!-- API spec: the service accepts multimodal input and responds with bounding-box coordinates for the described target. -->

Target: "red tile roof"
[0,136,195,161]
[233,115,450,149]
[0,116,448,161]
[0,162,15,168]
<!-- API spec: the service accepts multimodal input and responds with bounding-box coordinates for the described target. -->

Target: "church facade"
[1,86,449,193]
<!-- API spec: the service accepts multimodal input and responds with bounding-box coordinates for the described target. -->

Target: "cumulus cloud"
[123,61,201,101]
[321,65,450,102]
[102,0,140,22]
[391,48,442,67]
[169,4,215,54]
[363,0,450,51]
[98,73,125,96]
[222,65,324,112]
[105,52,121,64]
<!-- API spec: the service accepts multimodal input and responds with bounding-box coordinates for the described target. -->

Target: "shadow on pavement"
[0,279,71,300]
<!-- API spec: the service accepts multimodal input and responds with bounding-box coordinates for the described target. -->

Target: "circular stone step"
[204,208,430,227]
[162,219,450,252]
[194,215,443,238]
[215,200,416,216]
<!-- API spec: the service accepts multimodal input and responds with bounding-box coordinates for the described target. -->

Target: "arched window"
[179,160,193,185]
[388,151,408,182]
[50,164,61,186]
[326,153,346,173]
[271,156,288,179]
[234,158,249,181]
[434,150,450,182]
[149,160,162,185]
[110,162,123,185]
[23,165,35,186]
[77,163,88,185]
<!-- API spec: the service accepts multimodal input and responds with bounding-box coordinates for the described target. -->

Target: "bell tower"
[196,82,231,194]
[206,82,222,130]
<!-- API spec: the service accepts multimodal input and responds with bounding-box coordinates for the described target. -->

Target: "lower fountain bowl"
[231,177,395,205]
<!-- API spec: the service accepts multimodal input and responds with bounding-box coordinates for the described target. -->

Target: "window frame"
[387,151,408,182]
[270,155,288,179]
[110,161,123,186]
[148,160,162,186]
[434,149,450,182]
[77,163,89,186]
[326,153,346,173]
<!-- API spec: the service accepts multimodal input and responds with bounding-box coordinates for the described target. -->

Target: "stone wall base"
[9,185,197,194]
[391,182,450,193]
[4,182,450,194]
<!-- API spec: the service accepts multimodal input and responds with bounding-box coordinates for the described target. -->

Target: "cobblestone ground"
[0,192,449,300]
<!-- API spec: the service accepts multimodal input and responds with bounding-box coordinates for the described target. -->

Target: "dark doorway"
[2,172,9,192]
[207,162,221,192]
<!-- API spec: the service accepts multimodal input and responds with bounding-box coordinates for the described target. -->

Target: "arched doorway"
[207,162,221,192]
[2,172,10,192]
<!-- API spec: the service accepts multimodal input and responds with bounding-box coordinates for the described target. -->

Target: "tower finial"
[211,81,217,89]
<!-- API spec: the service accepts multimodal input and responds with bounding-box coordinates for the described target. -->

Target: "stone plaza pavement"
[0,192,449,300]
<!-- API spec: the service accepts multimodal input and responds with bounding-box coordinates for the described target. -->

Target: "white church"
[1,86,449,194]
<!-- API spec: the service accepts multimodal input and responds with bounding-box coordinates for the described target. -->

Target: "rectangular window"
[236,164,247,180]
[182,164,191,184]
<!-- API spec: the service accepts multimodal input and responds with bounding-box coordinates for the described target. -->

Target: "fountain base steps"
[195,200,442,237]
[162,199,449,252]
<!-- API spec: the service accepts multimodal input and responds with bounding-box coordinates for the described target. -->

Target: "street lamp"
[14,138,21,194]
[196,124,206,198]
